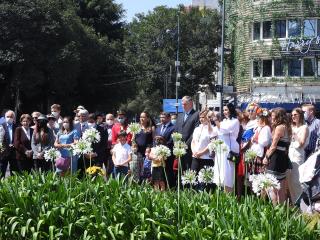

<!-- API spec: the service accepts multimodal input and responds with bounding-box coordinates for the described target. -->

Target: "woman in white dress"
[288,108,309,203]
[212,103,240,192]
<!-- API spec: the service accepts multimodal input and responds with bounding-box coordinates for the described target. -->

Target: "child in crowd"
[129,142,143,182]
[112,131,132,177]
[141,147,152,182]
[150,136,167,191]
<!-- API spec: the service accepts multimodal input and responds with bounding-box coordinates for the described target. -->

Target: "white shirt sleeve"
[257,126,272,147]
[219,118,240,135]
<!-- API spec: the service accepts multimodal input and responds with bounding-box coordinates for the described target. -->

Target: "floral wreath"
[246,102,260,113]
[256,108,269,117]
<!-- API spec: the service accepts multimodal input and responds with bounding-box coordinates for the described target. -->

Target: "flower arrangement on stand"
[44,148,61,172]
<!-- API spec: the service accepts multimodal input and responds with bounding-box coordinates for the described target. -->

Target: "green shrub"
[0,172,318,239]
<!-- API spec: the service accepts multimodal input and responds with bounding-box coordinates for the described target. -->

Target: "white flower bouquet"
[44,148,61,162]
[249,173,280,196]
[82,128,101,143]
[127,122,141,135]
[72,139,93,156]
[198,166,215,184]
[181,169,197,186]
[154,145,171,160]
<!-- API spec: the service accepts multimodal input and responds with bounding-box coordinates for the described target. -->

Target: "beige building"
[226,0,320,108]
[192,0,219,10]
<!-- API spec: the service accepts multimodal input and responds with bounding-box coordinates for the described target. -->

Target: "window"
[253,22,261,40]
[288,20,301,37]
[262,60,272,77]
[274,59,284,76]
[304,58,315,76]
[274,20,286,38]
[288,58,301,77]
[318,20,320,36]
[303,19,316,38]
[253,60,261,77]
[262,21,272,39]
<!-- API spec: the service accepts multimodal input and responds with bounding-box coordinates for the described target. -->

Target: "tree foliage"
[122,6,221,114]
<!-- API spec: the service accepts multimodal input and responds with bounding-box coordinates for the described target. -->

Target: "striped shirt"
[305,117,320,153]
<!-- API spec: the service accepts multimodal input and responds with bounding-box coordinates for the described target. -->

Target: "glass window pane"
[288,59,301,77]
[274,59,284,76]
[262,60,272,77]
[318,20,320,36]
[253,61,261,77]
[275,20,286,38]
[288,20,301,37]
[318,60,320,76]
[263,21,272,39]
[253,22,260,40]
[304,58,315,76]
[304,19,316,38]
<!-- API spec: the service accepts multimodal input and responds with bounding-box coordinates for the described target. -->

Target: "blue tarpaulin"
[163,99,183,113]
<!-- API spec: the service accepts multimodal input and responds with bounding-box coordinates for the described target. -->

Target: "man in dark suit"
[0,110,18,177]
[174,96,199,171]
[155,112,175,187]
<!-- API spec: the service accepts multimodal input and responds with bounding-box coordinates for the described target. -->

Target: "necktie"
[161,125,166,135]
[184,112,189,122]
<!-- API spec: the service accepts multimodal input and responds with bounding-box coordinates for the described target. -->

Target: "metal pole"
[175,14,180,115]
[218,0,225,116]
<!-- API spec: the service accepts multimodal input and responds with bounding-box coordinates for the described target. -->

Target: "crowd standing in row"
[0,98,319,206]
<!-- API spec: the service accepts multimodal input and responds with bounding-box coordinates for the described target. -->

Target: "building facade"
[226,0,320,108]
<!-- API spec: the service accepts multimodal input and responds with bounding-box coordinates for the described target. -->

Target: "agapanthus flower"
[245,149,257,163]
[44,148,61,162]
[208,139,228,154]
[72,139,93,156]
[249,173,280,196]
[172,132,183,143]
[82,128,101,143]
[173,141,187,157]
[153,145,171,160]
[127,122,141,135]
[181,169,197,186]
[198,166,215,184]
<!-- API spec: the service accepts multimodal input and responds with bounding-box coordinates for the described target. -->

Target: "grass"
[0,172,318,239]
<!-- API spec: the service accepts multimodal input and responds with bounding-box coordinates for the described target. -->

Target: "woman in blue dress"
[54,116,80,174]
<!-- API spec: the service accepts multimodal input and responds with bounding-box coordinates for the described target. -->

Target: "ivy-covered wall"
[226,0,320,94]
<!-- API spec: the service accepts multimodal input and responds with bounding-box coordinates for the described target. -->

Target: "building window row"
[252,58,318,78]
[253,19,319,41]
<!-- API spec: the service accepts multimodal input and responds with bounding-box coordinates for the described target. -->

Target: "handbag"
[227,133,240,164]
[55,157,71,171]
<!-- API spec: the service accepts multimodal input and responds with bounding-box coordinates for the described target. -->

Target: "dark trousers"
[34,159,52,172]
[165,156,176,188]
[191,158,214,173]
[0,149,18,178]
[17,157,34,174]
[113,166,128,178]
[180,150,192,172]
[104,149,114,175]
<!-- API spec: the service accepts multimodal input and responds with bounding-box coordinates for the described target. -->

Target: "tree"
[122,6,221,114]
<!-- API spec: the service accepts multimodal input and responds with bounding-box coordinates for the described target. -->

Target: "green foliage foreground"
[0,173,318,239]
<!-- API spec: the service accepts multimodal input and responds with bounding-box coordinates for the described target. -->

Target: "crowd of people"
[0,97,319,207]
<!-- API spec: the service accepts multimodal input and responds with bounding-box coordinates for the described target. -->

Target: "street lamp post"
[175,14,181,114]
[217,0,226,116]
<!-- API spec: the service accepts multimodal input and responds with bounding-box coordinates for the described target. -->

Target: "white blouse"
[192,124,216,159]
[250,125,272,158]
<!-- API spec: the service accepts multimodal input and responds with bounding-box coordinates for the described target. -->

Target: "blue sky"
[115,0,191,22]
